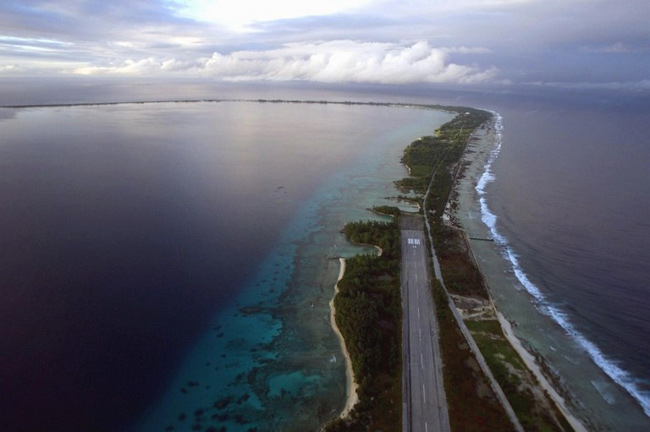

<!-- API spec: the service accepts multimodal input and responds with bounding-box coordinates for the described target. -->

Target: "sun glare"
[174,0,374,30]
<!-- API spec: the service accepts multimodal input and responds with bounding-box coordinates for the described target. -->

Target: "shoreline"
[496,312,587,432]
[456,117,589,431]
[329,258,359,418]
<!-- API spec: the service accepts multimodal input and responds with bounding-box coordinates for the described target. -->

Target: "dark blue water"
[484,101,650,424]
[0,102,296,431]
[0,101,448,431]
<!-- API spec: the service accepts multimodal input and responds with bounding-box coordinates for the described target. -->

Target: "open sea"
[0,100,451,431]
[466,98,650,430]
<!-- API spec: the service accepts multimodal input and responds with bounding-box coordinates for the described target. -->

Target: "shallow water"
[0,101,451,431]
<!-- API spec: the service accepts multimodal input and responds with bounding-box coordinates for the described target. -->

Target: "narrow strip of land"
[401,215,450,432]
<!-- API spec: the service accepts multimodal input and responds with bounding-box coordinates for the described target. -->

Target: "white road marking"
[417,306,420,319]
[423,384,426,404]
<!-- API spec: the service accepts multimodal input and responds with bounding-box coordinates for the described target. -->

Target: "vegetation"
[323,218,402,432]
[467,320,575,432]
[406,108,494,299]
[432,224,487,298]
[396,109,494,299]
[326,106,507,431]
[371,205,401,218]
[399,108,518,430]
[399,106,574,431]
[399,107,492,299]
[397,108,491,194]
[326,104,571,431]
[433,281,515,431]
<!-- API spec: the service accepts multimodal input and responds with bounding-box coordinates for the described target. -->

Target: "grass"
[467,319,575,432]
[466,320,525,370]
[432,281,515,432]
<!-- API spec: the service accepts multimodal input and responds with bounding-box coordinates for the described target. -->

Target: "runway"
[401,216,450,432]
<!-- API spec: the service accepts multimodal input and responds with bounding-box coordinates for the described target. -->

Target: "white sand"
[329,258,359,418]
[497,312,588,432]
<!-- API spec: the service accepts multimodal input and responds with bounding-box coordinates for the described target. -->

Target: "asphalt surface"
[401,216,450,432]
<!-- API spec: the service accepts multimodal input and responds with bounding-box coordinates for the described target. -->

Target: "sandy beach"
[496,312,587,432]
[329,258,359,418]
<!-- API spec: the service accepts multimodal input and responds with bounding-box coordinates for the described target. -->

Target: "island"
[323,105,584,432]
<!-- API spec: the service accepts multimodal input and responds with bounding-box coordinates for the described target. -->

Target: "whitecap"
[475,111,650,418]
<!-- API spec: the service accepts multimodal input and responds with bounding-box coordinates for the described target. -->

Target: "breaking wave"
[476,112,650,418]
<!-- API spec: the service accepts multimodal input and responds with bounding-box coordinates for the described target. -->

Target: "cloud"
[0,64,21,72]
[1,0,648,91]
[70,40,497,85]
[528,79,650,93]
[581,42,648,54]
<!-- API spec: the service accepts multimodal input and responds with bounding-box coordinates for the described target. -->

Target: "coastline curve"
[329,258,359,418]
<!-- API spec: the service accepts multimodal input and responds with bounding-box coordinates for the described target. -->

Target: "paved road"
[401,216,450,432]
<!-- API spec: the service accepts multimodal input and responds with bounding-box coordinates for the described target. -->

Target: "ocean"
[1,87,649,431]
[464,98,650,430]
[0,100,451,431]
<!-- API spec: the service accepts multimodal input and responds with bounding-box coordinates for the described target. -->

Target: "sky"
[0,0,648,95]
